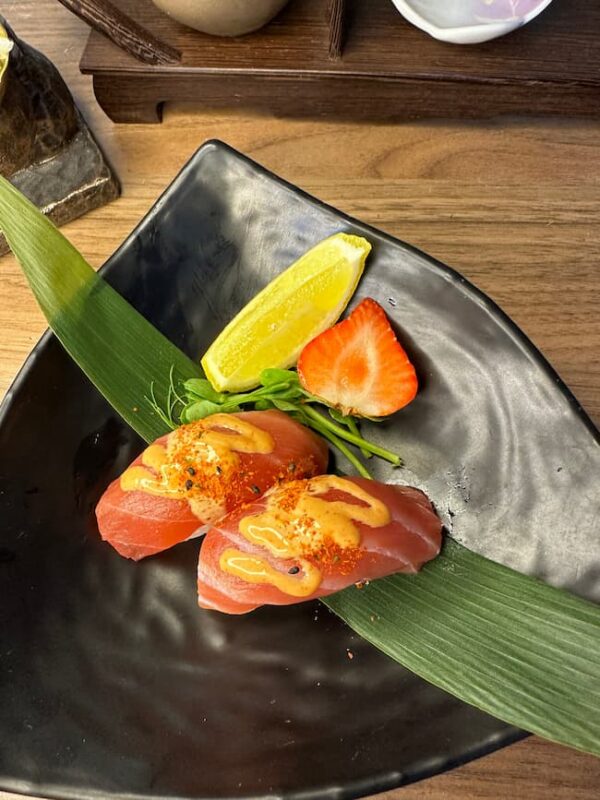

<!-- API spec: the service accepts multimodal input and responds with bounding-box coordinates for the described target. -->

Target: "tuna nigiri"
[96,411,329,560]
[197,475,442,614]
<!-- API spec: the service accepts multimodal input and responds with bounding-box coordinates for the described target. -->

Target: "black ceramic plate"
[1,142,598,800]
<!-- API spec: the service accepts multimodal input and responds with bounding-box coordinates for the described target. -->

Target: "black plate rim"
[1,139,597,800]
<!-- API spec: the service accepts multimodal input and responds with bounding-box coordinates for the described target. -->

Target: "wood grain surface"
[81,0,600,81]
[56,0,181,64]
[78,0,600,123]
[1,1,599,798]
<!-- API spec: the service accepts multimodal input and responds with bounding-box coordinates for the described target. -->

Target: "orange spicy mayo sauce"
[119,415,274,519]
[220,476,390,597]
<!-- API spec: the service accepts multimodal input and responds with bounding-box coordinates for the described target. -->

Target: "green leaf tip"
[325,537,600,757]
[0,176,202,443]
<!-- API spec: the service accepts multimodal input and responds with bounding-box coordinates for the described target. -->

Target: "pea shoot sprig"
[148,368,401,478]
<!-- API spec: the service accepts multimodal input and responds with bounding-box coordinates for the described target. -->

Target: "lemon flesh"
[202,233,371,392]
[0,24,13,87]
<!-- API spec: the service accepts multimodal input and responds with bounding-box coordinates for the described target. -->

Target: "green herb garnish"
[147,367,400,478]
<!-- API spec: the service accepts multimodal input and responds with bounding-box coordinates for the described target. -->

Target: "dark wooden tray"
[80,0,600,123]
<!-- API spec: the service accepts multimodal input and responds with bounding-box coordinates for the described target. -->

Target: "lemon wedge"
[0,24,13,88]
[202,233,371,392]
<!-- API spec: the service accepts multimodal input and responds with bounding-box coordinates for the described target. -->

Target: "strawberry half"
[297,298,418,417]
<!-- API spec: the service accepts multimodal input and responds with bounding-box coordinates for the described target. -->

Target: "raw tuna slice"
[96,411,329,560]
[197,475,442,614]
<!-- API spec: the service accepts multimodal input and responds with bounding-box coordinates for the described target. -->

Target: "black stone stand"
[0,17,119,256]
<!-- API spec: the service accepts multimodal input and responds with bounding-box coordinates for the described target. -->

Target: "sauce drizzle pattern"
[221,476,391,596]
[119,415,275,519]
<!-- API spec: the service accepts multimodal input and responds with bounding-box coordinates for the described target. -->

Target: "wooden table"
[1,2,599,798]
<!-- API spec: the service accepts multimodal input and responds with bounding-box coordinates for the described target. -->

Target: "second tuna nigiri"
[197,475,442,614]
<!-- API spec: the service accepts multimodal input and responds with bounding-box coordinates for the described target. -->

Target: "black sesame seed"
[251,484,261,495]
[288,566,300,575]
[187,467,196,476]
[185,479,193,490]
[216,466,222,476]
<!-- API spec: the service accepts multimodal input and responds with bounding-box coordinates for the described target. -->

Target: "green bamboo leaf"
[0,177,201,442]
[325,537,600,757]
[2,177,599,759]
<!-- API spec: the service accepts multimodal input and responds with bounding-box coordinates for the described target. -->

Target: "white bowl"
[390,0,554,44]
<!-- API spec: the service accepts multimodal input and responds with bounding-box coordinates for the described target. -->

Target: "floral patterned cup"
[390,0,554,44]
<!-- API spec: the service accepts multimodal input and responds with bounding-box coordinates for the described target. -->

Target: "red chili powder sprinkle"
[162,422,320,511]
[275,480,307,513]
[164,421,258,510]
[263,480,363,573]
[311,541,362,575]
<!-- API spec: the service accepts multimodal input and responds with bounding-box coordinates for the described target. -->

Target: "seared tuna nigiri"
[96,411,329,560]
[197,475,442,614]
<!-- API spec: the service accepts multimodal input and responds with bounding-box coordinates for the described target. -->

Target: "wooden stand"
[80,0,600,124]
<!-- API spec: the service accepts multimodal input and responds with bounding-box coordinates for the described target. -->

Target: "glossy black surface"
[0,142,598,800]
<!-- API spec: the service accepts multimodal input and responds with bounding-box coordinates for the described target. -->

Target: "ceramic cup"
[151,0,292,37]
[390,0,554,44]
